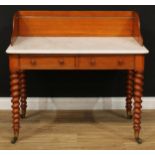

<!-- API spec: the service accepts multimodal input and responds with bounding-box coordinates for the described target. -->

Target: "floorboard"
[0,110,155,150]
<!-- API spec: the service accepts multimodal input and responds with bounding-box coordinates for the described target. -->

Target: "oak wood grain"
[18,17,133,36]
[78,55,135,70]
[133,12,143,45]
[11,12,19,46]
[19,55,75,70]
[18,55,136,70]
[17,11,134,17]
[11,11,143,43]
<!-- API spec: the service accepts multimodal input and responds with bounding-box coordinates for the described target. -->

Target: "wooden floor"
[0,110,155,150]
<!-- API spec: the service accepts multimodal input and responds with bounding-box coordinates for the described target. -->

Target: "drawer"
[78,55,134,70]
[19,55,75,70]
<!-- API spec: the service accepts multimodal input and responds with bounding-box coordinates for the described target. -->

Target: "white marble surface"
[6,37,149,54]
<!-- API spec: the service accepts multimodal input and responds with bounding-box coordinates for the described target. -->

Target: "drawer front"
[78,55,134,70]
[19,55,75,69]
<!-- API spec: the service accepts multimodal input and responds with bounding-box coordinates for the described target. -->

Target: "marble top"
[6,37,149,54]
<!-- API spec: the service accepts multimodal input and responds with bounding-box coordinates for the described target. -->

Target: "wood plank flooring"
[0,110,155,150]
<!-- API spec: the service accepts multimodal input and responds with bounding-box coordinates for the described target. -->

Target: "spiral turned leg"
[126,70,134,119]
[19,71,27,119]
[10,72,20,144]
[133,71,144,144]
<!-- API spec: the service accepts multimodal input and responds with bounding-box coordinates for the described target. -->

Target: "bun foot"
[135,137,142,144]
[20,114,25,119]
[11,136,18,144]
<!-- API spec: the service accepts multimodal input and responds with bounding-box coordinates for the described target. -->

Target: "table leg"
[10,71,20,144]
[126,70,134,119]
[133,71,143,144]
[19,71,27,119]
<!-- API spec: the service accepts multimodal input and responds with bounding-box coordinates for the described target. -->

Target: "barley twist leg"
[10,71,20,144]
[133,71,143,144]
[126,70,134,119]
[19,71,27,119]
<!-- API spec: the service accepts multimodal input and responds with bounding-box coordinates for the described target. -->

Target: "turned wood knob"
[118,60,124,66]
[30,59,36,65]
[90,58,96,66]
[59,58,64,65]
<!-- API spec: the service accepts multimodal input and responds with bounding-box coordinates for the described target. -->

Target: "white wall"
[0,97,154,110]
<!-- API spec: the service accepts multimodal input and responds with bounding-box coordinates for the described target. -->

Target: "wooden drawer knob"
[90,58,96,66]
[59,58,64,65]
[30,59,36,65]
